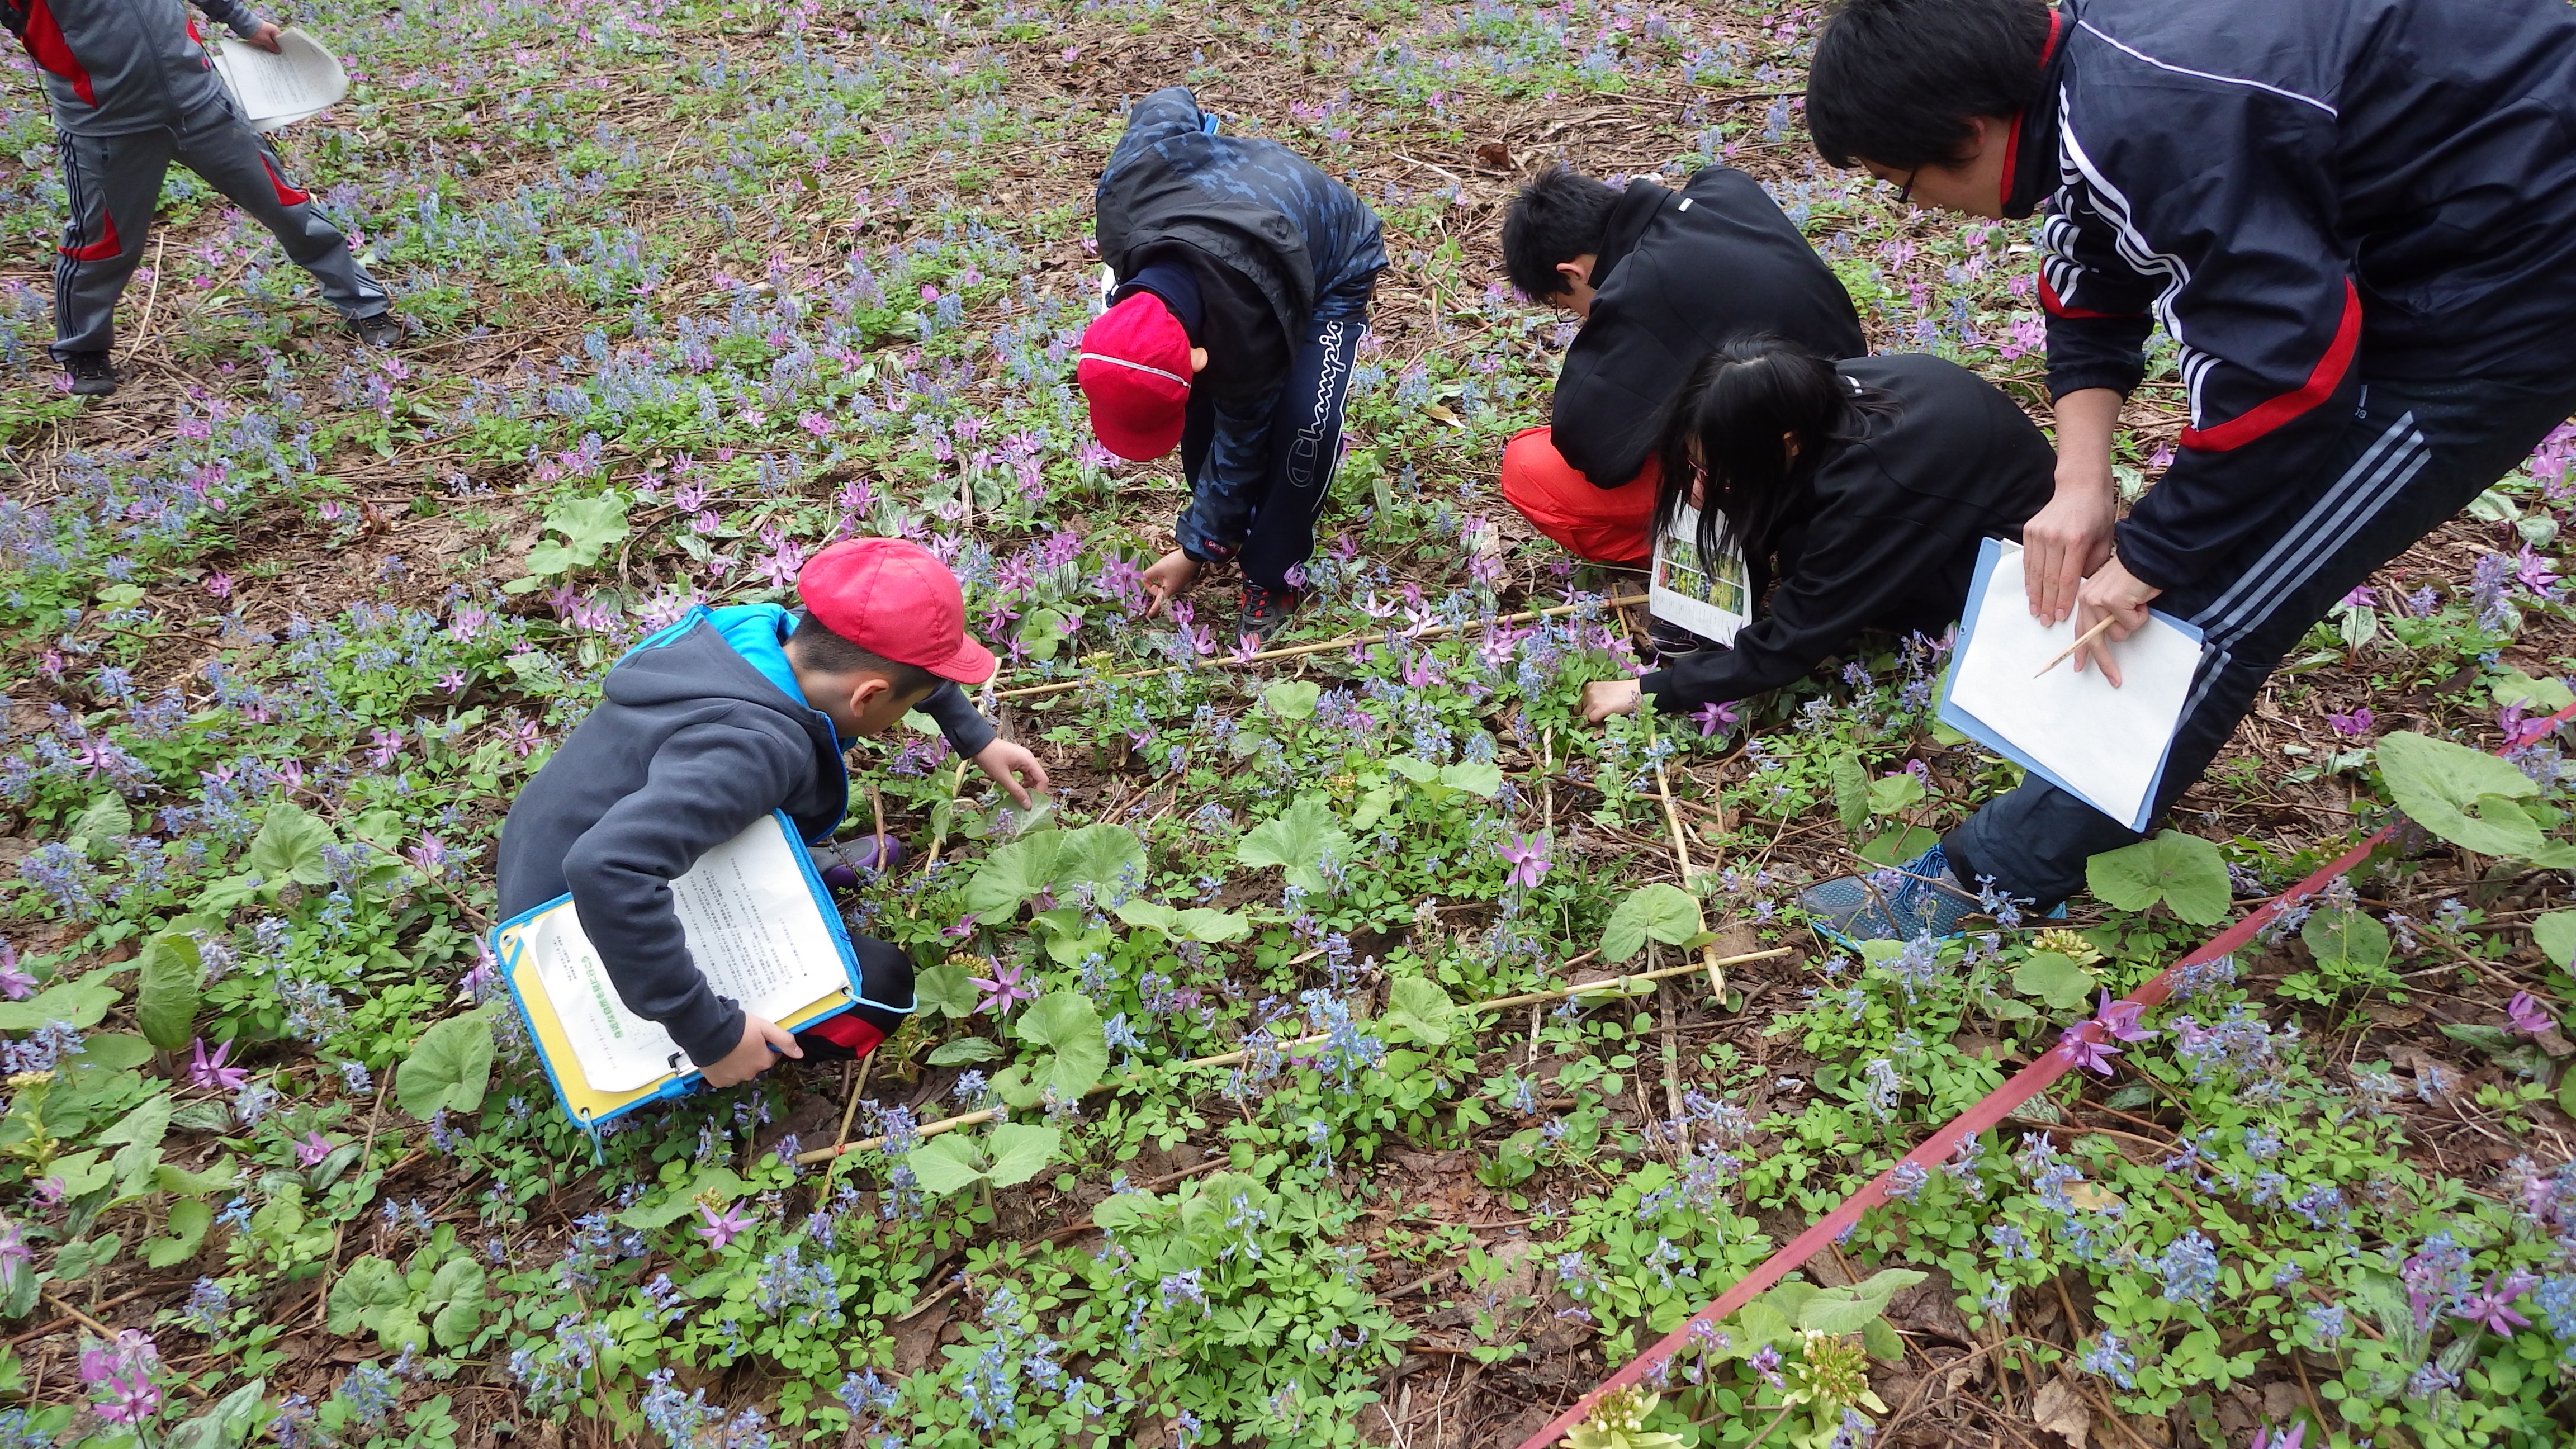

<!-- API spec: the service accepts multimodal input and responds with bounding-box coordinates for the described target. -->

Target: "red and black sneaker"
[1239,580,1303,642]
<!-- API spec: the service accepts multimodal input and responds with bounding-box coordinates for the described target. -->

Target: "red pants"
[1499,427,1659,565]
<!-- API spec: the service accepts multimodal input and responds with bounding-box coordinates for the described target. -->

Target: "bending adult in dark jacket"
[1499,165,1867,565]
[1791,0,2576,934]
[1081,85,1388,639]
[1580,343,2053,723]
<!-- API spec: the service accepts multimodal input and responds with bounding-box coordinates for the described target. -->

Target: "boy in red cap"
[495,538,1048,1088]
[1083,86,1386,640]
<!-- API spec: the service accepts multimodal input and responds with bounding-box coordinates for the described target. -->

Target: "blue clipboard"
[1936,537,2205,834]
[489,810,897,1137]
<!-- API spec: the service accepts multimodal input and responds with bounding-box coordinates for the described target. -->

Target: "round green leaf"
[1262,679,1322,721]
[2083,831,2230,925]
[2378,730,2546,857]
[135,930,204,1052]
[982,1123,1062,1188]
[2010,951,2098,1012]
[396,1011,496,1121]
[1602,883,1703,964]
[907,1135,988,1195]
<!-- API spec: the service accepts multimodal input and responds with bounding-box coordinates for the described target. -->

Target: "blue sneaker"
[1799,844,1984,946]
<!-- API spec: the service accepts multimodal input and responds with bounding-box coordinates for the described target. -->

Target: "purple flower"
[1691,700,1737,737]
[2250,1425,2307,1449]
[0,1216,29,1272]
[1498,832,1552,891]
[293,1132,334,1167]
[2516,546,2561,598]
[695,1200,754,1251]
[2508,991,2556,1035]
[2326,706,2373,738]
[2455,1272,2536,1335]
[186,1038,249,1093]
[2338,585,2378,610]
[0,943,32,1001]
[2092,992,2156,1043]
[406,833,451,879]
[1748,1343,1784,1389]
[968,960,1036,1016]
[2056,1026,2123,1076]
[79,1329,161,1426]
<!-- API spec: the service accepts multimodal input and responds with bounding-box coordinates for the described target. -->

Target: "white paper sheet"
[1647,505,1749,645]
[522,818,852,1093]
[209,29,349,132]
[1944,542,2204,832]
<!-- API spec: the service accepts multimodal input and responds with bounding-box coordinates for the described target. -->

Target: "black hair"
[1651,338,1894,572]
[786,610,942,698]
[1806,0,2056,172]
[1500,165,1622,302]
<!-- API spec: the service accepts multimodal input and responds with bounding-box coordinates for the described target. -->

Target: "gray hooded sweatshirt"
[2,0,269,136]
[496,605,993,1067]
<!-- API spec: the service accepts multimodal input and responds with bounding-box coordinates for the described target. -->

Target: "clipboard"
[1939,538,2206,832]
[1647,505,1750,646]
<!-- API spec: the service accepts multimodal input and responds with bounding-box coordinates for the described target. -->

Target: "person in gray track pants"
[1,0,399,396]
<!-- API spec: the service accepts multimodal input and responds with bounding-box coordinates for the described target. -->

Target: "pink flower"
[2092,992,2156,1042]
[293,1132,334,1167]
[1498,832,1552,891]
[2454,1271,2536,1335]
[2508,991,2556,1035]
[186,1038,249,1093]
[2326,707,2374,738]
[204,573,233,599]
[694,1200,753,1251]
[969,960,1036,1016]
[1691,700,1737,737]
[2338,585,2378,610]
[441,669,468,692]
[0,943,33,1002]
[2056,1026,2123,1076]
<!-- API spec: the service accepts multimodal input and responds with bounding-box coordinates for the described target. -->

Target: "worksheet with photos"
[1648,505,1750,645]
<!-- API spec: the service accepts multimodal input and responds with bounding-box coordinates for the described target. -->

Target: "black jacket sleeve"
[560,718,807,1067]
[917,681,997,759]
[2036,208,2156,400]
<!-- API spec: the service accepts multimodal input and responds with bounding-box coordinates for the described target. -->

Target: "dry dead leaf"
[1475,141,1513,168]
[2032,1376,2092,1448]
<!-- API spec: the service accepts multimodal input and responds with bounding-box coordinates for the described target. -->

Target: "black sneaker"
[1239,581,1303,642]
[60,352,117,396]
[348,311,403,347]
[1647,615,1717,663]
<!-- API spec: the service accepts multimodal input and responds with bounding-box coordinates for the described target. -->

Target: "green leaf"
[539,494,631,565]
[2378,730,2546,857]
[1735,1299,1795,1347]
[915,963,982,1019]
[1262,679,1322,721]
[0,974,120,1033]
[1830,753,1869,835]
[2438,1022,2522,1057]
[69,794,131,861]
[960,830,1063,922]
[143,1198,212,1269]
[2302,908,2393,976]
[926,1038,1001,1066]
[1170,907,1251,943]
[1602,883,1703,964]
[248,802,338,888]
[1866,772,1925,816]
[50,1235,119,1284]
[1798,1286,1890,1334]
[2084,831,2231,924]
[2490,669,2576,714]
[997,993,1106,1107]
[1852,1268,1929,1303]
[397,1011,495,1120]
[907,1135,988,1195]
[134,930,203,1051]
[2011,953,2098,1012]
[1862,1315,1905,1362]
[982,1123,1062,1188]
[1437,760,1504,798]
[154,1158,237,1197]
[72,1032,155,1072]
[1382,976,1460,1048]
[163,1379,267,1449]
[1236,795,1355,893]
[1052,822,1145,895]
[326,1255,409,1337]
[2535,911,2576,971]
[1015,607,1067,662]
[427,1259,489,1349]
[1858,826,1940,868]
[1113,900,1177,934]
[615,1167,747,1229]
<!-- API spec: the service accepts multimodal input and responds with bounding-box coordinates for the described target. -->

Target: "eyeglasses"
[1897,168,1919,205]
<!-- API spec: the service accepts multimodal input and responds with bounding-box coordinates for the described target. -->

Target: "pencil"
[2034,615,2118,679]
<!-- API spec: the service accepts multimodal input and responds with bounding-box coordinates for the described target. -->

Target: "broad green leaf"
[982,1123,1062,1188]
[1602,883,1703,964]
[154,1158,236,1197]
[248,802,337,888]
[397,1011,495,1120]
[326,1255,408,1336]
[541,494,631,565]
[1236,795,1354,893]
[2439,1022,2520,1057]
[163,1379,266,1449]
[2302,908,2393,976]
[1114,901,1178,934]
[1858,826,1940,867]
[69,794,131,861]
[615,1167,747,1229]
[1171,907,1251,943]
[1734,1298,1794,1347]
[1382,976,1461,1047]
[70,1032,155,1072]
[98,1092,172,1149]
[1052,823,1145,896]
[1090,1194,1153,1234]
[135,930,203,1051]
[1438,760,1504,798]
[907,1135,989,1195]
[915,963,982,1019]
[51,1235,119,1283]
[374,1306,428,1353]
[997,992,1107,1107]
[427,1259,490,1349]
[2535,911,2576,970]
[1866,773,1925,816]
[143,1198,212,1269]
[1262,679,1322,721]
[2084,831,2231,925]
[2011,953,2097,1012]
[1852,1268,1929,1302]
[960,830,1063,922]
[2491,669,2576,714]
[1386,756,1439,784]
[1016,607,1067,662]
[1862,1315,1905,1361]
[2378,730,2546,857]
[0,974,120,1033]
[1799,1286,1891,1334]
[926,1038,1002,1066]
[1830,754,1869,835]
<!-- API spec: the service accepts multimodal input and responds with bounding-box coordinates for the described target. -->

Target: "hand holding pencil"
[2040,557,2165,688]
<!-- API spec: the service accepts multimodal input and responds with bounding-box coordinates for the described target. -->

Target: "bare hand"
[1580,678,1642,724]
[700,1013,799,1087]
[1139,549,1201,619]
[244,21,285,51]
[972,738,1050,809]
[2022,475,2116,627]
[2070,556,2161,688]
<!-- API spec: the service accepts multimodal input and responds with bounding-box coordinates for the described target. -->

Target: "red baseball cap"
[1077,291,1191,461]
[796,538,995,685]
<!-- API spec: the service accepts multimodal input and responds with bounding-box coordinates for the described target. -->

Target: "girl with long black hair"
[1581,338,2057,722]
